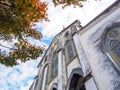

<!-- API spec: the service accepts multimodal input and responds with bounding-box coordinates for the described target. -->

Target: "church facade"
[29,1,120,90]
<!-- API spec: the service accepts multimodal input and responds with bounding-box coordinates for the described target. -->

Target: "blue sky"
[0,0,116,90]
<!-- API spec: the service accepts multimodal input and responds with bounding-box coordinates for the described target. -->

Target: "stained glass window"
[105,25,120,68]
[51,54,58,80]
[65,40,76,64]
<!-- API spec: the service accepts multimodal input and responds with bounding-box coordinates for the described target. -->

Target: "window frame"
[65,39,77,65]
[49,51,58,82]
[104,23,120,69]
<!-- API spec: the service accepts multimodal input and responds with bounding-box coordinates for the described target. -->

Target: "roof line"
[38,20,79,67]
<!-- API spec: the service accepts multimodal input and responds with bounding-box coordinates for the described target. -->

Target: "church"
[29,1,120,90]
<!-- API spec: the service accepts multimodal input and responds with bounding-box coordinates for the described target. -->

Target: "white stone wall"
[73,33,91,77]
[79,4,120,90]
[67,57,81,78]
[85,78,98,90]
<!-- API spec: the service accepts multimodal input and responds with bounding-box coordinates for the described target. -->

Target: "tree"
[52,0,86,8]
[0,0,48,66]
[0,0,97,67]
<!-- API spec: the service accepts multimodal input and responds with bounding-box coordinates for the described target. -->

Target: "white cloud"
[38,0,116,39]
[26,37,49,49]
[0,59,41,90]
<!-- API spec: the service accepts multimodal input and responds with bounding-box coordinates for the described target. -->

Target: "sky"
[0,0,116,90]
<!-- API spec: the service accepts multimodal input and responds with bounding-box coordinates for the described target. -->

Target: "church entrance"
[69,74,86,90]
[68,68,86,90]
[52,88,57,90]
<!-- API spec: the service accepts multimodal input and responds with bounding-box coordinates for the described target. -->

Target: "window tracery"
[105,25,120,68]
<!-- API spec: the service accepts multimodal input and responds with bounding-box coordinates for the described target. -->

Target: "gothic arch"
[66,68,86,90]
[103,22,120,70]
[50,83,58,90]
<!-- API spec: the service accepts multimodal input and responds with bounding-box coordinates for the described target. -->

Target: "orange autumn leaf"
[0,0,48,66]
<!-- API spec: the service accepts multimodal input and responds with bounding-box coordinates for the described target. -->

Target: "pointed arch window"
[51,53,58,80]
[65,40,76,64]
[104,25,120,68]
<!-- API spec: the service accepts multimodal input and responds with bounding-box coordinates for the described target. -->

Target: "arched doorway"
[52,87,57,90]
[67,68,86,90]
[69,74,85,90]
[50,83,58,90]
